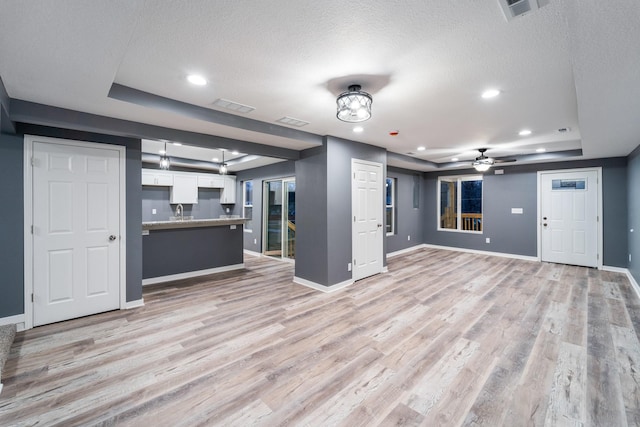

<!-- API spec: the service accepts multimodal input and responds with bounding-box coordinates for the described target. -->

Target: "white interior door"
[540,170,599,268]
[32,140,121,326]
[352,160,383,281]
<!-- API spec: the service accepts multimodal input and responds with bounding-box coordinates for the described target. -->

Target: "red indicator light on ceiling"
[389,130,399,136]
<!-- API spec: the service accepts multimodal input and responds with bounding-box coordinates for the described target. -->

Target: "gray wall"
[141,187,230,222]
[326,137,387,286]
[1,124,144,316]
[423,158,628,267]
[386,167,424,254]
[0,133,25,317]
[235,161,296,253]
[629,144,640,283]
[295,146,329,285]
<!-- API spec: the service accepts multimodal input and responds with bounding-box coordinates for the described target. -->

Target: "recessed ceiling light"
[417,146,426,151]
[481,89,500,99]
[187,74,207,86]
[452,157,459,162]
[159,149,166,155]
[519,129,532,136]
[212,157,219,162]
[231,150,239,155]
[173,142,182,146]
[353,126,364,133]
[536,148,546,153]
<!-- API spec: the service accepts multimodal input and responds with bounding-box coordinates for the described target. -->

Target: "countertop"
[142,218,246,231]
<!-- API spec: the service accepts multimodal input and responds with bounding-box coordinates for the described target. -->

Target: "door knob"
[109,235,117,241]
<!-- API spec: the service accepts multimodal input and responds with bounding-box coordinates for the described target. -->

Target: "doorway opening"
[263,178,296,260]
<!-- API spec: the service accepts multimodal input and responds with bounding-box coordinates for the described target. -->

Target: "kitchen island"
[142,218,245,285]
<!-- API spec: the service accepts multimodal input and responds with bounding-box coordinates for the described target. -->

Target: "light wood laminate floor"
[2,248,640,426]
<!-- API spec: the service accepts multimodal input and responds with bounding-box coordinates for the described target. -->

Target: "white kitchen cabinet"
[197,174,225,188]
[141,170,173,186]
[220,175,237,204]
[170,173,199,204]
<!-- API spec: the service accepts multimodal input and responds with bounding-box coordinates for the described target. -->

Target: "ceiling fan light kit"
[472,148,516,171]
[336,85,372,123]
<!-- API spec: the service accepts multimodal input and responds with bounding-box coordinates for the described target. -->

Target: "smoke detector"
[498,0,549,21]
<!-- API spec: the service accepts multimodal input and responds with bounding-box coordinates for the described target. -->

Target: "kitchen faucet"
[175,204,184,220]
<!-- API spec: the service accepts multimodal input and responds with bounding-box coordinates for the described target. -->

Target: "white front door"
[31,139,122,326]
[540,169,599,268]
[352,160,384,281]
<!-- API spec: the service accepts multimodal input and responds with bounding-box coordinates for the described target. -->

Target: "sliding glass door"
[263,178,295,259]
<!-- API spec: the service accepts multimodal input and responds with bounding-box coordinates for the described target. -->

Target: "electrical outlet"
[152,209,157,215]
[254,238,257,245]
[226,208,230,213]
[348,263,352,272]
[486,237,491,244]
[407,235,411,241]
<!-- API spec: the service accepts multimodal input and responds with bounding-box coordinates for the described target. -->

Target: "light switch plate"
[511,208,523,214]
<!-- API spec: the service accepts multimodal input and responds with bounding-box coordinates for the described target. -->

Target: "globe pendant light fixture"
[159,142,170,170]
[336,85,372,122]
[219,150,228,175]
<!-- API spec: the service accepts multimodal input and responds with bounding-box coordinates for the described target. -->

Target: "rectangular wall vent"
[499,0,548,21]
[212,98,255,114]
[276,116,309,127]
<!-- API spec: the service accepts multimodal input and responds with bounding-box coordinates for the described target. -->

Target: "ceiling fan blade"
[494,158,517,163]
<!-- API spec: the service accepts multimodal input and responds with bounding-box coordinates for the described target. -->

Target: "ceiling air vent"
[498,0,548,21]
[276,116,309,127]
[212,98,255,114]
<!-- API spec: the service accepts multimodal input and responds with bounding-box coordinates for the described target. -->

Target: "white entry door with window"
[28,137,123,327]
[352,160,384,281]
[539,169,600,268]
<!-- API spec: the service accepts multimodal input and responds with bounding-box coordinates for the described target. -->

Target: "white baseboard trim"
[243,249,262,257]
[124,299,144,309]
[0,314,25,332]
[142,263,245,286]
[293,276,354,293]
[387,244,426,258]
[422,244,539,262]
[602,265,627,273]
[603,266,640,301]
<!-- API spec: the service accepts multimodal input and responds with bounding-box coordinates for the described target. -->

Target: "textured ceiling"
[0,0,638,170]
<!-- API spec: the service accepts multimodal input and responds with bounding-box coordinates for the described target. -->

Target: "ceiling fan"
[472,148,516,172]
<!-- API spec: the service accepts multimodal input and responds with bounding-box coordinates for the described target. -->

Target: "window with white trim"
[438,175,483,233]
[243,180,253,232]
[386,177,396,235]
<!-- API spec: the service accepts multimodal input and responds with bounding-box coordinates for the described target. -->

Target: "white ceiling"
[1,0,639,171]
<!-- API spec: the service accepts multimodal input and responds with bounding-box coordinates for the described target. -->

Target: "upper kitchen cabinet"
[170,173,198,204]
[197,174,225,188]
[141,169,173,186]
[220,176,237,204]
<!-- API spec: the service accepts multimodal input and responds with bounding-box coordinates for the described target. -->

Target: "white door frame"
[536,167,603,269]
[351,158,384,281]
[23,135,127,330]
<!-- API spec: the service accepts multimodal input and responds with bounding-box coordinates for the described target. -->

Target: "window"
[386,177,396,235]
[243,180,253,232]
[438,175,483,232]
